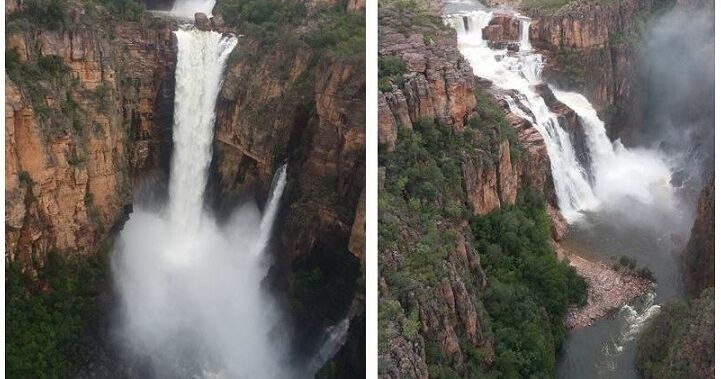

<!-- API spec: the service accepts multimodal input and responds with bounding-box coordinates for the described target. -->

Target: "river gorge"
[379,0,713,377]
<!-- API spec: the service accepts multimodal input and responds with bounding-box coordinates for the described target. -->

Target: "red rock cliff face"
[683,174,714,298]
[211,39,365,264]
[5,10,176,269]
[524,0,652,141]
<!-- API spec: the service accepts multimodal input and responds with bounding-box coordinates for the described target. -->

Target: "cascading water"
[446,9,674,221]
[112,24,298,377]
[448,11,598,221]
[444,3,689,377]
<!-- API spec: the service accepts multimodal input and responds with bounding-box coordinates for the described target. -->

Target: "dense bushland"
[379,111,587,377]
[6,242,112,378]
[216,0,364,58]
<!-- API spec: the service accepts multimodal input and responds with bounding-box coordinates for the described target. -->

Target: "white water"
[598,293,661,372]
[112,27,297,378]
[167,29,237,238]
[307,318,351,374]
[171,0,216,18]
[447,10,674,222]
[256,165,287,257]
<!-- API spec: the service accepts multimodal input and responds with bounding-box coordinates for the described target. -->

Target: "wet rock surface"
[556,243,654,329]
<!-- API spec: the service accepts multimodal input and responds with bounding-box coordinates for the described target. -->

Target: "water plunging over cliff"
[446,5,690,378]
[447,10,674,222]
[112,26,297,377]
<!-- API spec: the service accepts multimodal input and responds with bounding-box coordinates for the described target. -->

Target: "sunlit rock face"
[5,13,176,269]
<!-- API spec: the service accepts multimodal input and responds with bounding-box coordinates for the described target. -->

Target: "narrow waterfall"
[256,164,287,257]
[307,318,351,374]
[447,10,673,222]
[112,24,296,378]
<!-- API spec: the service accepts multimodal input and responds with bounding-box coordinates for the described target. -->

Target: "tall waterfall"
[112,25,297,377]
[167,29,237,234]
[447,10,673,222]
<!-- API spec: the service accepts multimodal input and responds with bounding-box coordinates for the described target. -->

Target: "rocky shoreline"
[555,242,655,329]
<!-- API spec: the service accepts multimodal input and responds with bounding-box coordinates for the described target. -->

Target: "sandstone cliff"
[523,0,652,141]
[206,1,366,372]
[5,5,176,269]
[378,2,571,377]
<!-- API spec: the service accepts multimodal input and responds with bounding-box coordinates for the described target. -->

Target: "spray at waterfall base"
[111,27,299,377]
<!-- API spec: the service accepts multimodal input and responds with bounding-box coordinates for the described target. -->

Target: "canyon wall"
[206,0,366,371]
[5,3,176,269]
[682,174,715,298]
[378,2,564,376]
[524,0,653,142]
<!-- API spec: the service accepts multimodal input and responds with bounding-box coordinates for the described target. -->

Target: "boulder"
[481,13,520,44]
[194,12,211,31]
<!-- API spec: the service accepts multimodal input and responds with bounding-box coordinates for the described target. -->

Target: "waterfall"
[307,318,351,374]
[447,9,673,222]
[171,0,216,18]
[167,28,237,234]
[112,25,298,377]
[551,89,673,207]
[256,164,287,256]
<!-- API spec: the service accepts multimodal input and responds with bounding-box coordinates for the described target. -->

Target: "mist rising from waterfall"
[643,5,714,192]
[447,9,677,224]
[112,27,297,377]
[171,0,216,18]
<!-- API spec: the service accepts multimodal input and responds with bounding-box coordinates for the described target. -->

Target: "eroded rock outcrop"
[482,12,521,48]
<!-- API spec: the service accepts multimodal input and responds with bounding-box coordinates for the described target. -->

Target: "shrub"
[470,191,587,376]
[305,10,364,58]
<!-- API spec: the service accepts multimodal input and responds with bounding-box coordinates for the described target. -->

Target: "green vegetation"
[636,288,714,378]
[305,10,365,58]
[378,55,406,92]
[380,0,446,31]
[216,0,363,58]
[6,241,112,378]
[289,243,361,327]
[217,0,308,28]
[611,255,656,281]
[609,31,640,47]
[6,48,92,139]
[470,192,588,376]
[520,0,573,10]
[379,98,586,376]
[7,0,145,31]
